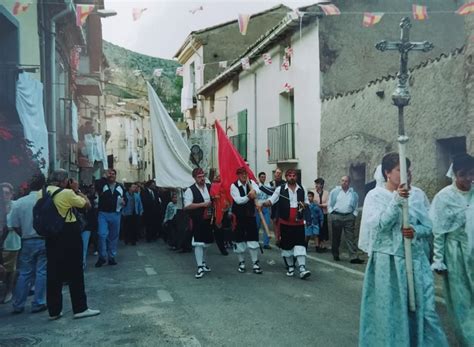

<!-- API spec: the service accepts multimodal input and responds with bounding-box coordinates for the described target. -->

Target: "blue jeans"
[12,238,47,311]
[98,211,121,260]
[81,230,91,268]
[256,207,271,246]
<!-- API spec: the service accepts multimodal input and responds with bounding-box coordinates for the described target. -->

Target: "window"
[230,109,247,159]
[232,76,239,92]
[209,94,215,113]
[436,136,466,187]
[279,89,294,124]
[350,163,366,205]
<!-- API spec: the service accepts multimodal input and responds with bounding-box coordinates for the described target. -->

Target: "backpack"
[33,187,67,237]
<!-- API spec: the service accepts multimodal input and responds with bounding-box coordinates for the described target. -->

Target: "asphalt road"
[0,240,456,346]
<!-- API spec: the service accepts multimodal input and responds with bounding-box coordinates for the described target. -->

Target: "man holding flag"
[231,167,263,274]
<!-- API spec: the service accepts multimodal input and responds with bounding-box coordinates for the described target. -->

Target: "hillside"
[103,40,182,121]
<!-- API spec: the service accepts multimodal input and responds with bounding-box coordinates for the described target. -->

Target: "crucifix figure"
[376,17,433,313]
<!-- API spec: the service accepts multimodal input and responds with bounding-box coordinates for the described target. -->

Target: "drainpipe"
[49,1,75,171]
[253,72,258,172]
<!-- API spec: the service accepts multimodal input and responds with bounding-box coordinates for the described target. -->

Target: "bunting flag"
[283,82,292,93]
[456,2,474,15]
[241,57,250,70]
[281,57,290,71]
[189,5,203,14]
[285,47,294,57]
[318,4,341,16]
[176,67,184,76]
[218,61,228,68]
[263,53,272,65]
[153,68,163,77]
[12,2,29,15]
[363,12,384,27]
[76,4,95,27]
[132,8,147,21]
[412,4,428,20]
[238,14,251,35]
[215,120,256,203]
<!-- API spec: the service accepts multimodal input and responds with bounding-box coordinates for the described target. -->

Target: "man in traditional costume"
[230,167,262,274]
[184,168,214,279]
[264,169,311,279]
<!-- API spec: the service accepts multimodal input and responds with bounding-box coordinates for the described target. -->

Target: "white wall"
[205,21,322,188]
[2,0,41,79]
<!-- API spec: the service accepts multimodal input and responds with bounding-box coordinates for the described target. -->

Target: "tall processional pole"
[375,17,433,312]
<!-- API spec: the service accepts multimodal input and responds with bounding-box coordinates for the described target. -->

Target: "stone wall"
[317,0,465,98]
[318,49,469,200]
[200,6,290,84]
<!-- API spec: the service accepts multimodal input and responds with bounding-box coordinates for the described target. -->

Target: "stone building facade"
[318,48,470,201]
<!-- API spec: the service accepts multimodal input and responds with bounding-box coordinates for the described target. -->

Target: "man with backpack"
[40,169,99,320]
[94,169,126,267]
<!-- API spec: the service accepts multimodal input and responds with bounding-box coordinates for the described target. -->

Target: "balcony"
[230,133,247,160]
[267,123,296,163]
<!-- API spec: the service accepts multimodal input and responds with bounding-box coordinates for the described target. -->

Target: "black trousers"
[144,213,157,241]
[123,214,139,244]
[45,222,87,316]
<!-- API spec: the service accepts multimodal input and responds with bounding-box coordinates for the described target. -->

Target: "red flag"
[456,2,474,15]
[12,2,29,15]
[215,120,256,202]
[412,4,428,20]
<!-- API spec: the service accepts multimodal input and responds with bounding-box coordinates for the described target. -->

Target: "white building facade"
[199,13,322,188]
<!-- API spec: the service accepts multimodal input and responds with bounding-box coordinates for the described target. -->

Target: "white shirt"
[9,191,41,239]
[231,180,260,205]
[333,189,354,214]
[268,184,309,207]
[184,184,210,208]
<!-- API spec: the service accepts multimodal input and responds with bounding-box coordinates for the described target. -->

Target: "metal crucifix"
[375,17,433,313]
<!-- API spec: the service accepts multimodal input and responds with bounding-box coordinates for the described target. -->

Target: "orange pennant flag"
[456,2,474,15]
[238,14,250,35]
[362,12,384,27]
[76,4,95,27]
[12,2,29,15]
[318,4,341,16]
[412,4,428,20]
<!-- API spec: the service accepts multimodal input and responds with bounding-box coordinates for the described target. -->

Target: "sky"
[102,0,317,60]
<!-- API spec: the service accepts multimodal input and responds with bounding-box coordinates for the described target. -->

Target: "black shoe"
[350,258,365,264]
[220,249,229,256]
[95,258,106,268]
[108,258,118,266]
[263,245,272,250]
[31,304,47,313]
[333,256,341,261]
[11,308,24,314]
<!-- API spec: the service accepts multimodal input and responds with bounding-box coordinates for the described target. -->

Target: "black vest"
[278,184,305,220]
[231,180,255,219]
[188,183,211,220]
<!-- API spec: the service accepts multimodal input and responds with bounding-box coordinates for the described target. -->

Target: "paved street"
[0,240,455,346]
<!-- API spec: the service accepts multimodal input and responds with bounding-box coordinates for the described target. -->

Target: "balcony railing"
[230,133,247,160]
[267,123,296,163]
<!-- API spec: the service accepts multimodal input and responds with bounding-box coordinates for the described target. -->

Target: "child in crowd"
[304,191,324,251]
[163,193,178,250]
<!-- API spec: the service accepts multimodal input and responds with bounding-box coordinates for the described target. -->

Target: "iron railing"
[267,123,296,163]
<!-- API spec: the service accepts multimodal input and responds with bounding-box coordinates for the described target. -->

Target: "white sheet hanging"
[71,102,79,143]
[15,72,49,173]
[147,82,194,188]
